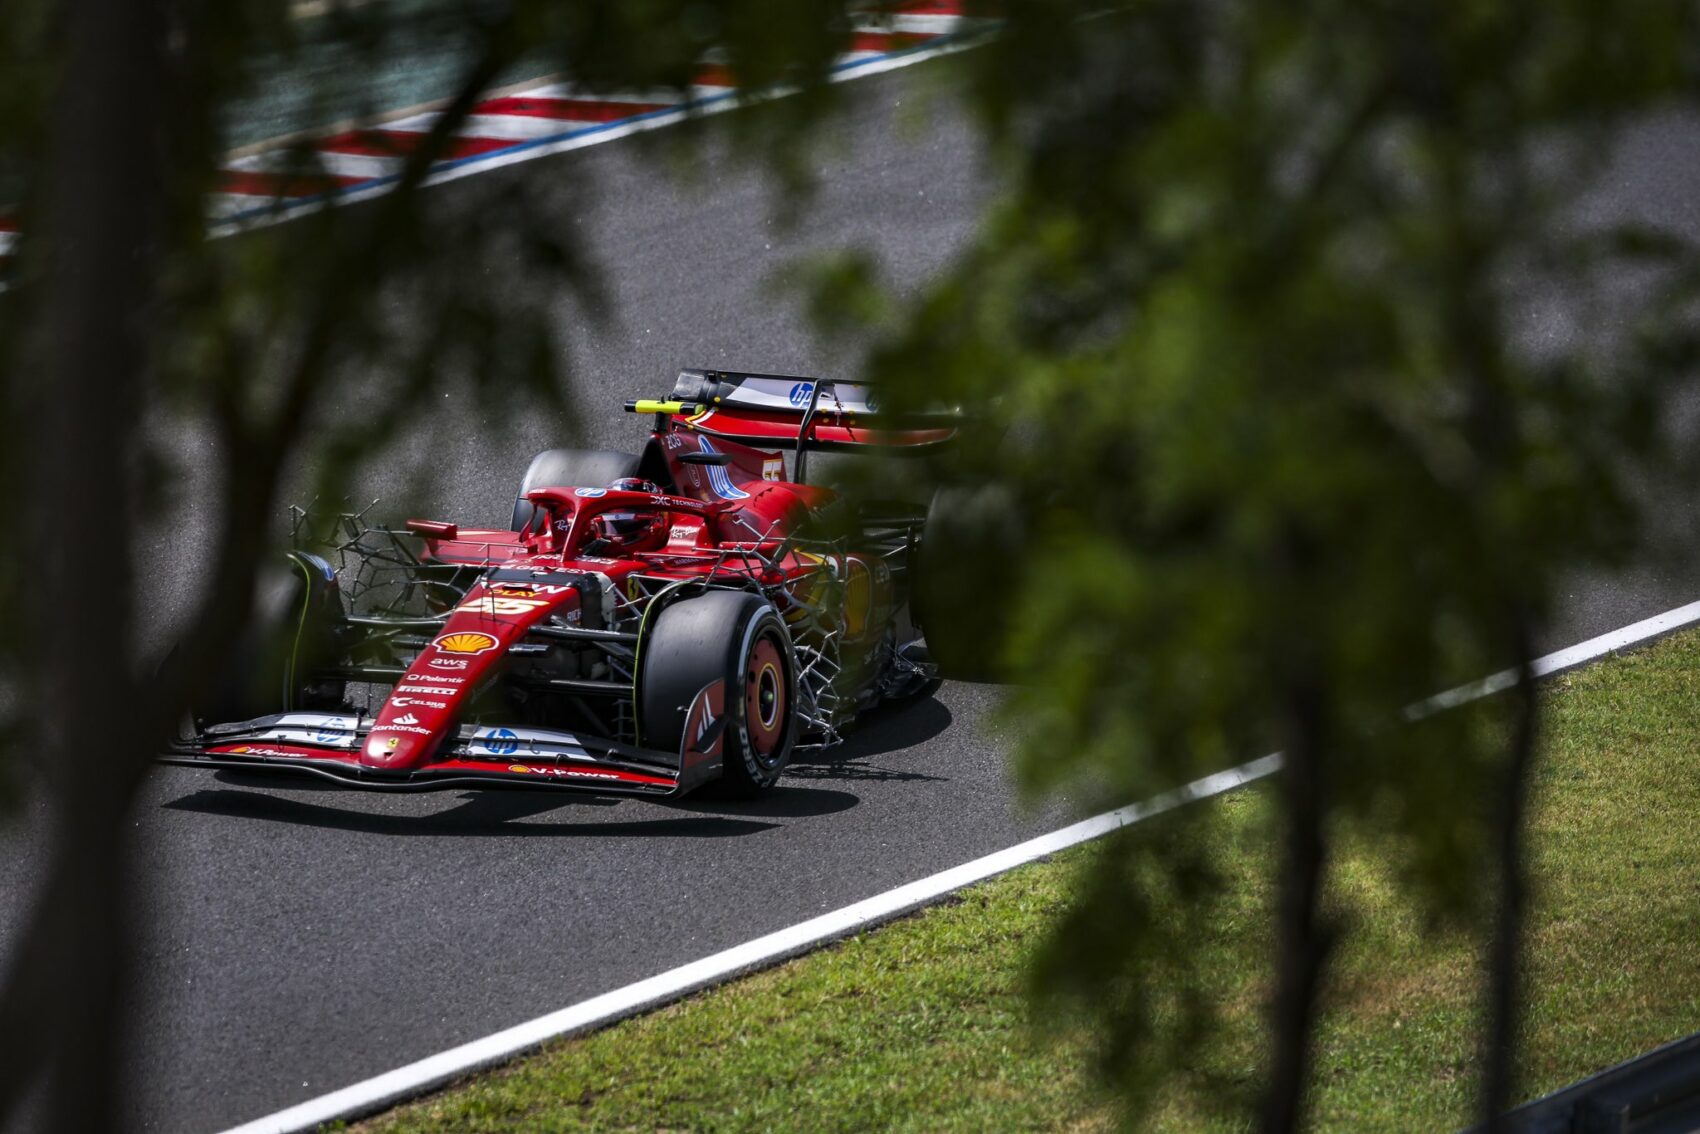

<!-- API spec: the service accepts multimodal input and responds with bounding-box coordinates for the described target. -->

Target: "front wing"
[161,712,710,796]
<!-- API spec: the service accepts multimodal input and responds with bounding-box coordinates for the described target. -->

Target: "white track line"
[383,111,624,142]
[288,0,379,20]
[1415,598,1700,717]
[515,82,684,104]
[225,149,403,181]
[220,597,1700,1134]
[882,13,971,34]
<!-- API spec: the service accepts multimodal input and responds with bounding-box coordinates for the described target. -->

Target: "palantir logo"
[788,381,813,406]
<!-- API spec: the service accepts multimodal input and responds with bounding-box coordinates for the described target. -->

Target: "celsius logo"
[787,381,813,406]
[478,728,520,756]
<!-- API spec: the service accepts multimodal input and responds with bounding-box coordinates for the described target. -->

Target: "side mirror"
[405,519,459,540]
[678,451,732,466]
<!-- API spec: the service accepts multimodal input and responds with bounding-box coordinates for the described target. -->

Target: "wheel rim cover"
[745,635,786,758]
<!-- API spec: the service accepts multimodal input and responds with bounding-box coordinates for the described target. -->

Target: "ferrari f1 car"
[162,369,963,798]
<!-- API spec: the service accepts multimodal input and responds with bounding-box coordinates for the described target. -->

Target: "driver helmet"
[593,477,666,552]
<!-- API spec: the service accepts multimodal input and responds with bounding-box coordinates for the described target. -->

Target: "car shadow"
[782,690,954,785]
[159,786,788,838]
[664,781,862,819]
[158,692,938,830]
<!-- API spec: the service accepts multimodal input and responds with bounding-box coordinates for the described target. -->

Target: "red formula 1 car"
[163,370,959,797]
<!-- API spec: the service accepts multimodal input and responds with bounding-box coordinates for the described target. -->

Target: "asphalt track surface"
[3,64,1700,1134]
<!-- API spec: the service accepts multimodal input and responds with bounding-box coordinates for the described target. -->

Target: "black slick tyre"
[639,590,797,797]
[510,448,642,533]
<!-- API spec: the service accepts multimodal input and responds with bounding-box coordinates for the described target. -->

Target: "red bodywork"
[171,384,927,795]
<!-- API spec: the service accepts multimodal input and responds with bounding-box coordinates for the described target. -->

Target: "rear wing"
[623,369,960,459]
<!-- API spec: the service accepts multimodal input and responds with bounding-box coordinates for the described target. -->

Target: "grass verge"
[353,630,1700,1132]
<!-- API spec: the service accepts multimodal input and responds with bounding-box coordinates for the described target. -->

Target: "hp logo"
[482,728,520,756]
[787,382,813,406]
[315,717,351,744]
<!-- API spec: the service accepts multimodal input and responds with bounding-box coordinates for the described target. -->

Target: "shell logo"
[508,764,531,774]
[433,631,499,655]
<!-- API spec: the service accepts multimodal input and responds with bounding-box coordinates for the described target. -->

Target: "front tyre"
[200,551,347,725]
[639,590,797,797]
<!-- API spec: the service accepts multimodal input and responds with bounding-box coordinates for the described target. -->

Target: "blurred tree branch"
[821,0,1700,1127]
[0,0,872,1127]
[4,0,1697,1127]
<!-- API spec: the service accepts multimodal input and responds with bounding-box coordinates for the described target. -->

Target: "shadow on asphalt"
[783,689,954,785]
[667,782,862,819]
[159,787,792,837]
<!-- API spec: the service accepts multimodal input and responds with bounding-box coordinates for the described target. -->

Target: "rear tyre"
[200,552,347,725]
[913,485,1019,682]
[510,448,642,533]
[639,590,797,797]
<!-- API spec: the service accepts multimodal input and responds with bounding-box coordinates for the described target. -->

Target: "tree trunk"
[0,0,168,1127]
[1480,638,1538,1130]
[1260,678,1335,1134]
